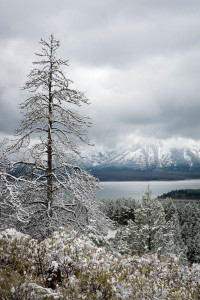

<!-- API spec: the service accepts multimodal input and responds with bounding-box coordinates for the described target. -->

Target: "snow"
[81,142,199,171]
[0,228,30,241]
[22,283,62,299]
[0,226,199,299]
[51,261,59,272]
[183,149,193,167]
[105,229,117,240]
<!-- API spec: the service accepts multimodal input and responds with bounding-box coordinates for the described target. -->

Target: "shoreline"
[99,178,200,182]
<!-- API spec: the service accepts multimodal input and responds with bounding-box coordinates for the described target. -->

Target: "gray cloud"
[1,0,200,149]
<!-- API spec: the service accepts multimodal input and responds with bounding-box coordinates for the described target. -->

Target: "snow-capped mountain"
[81,143,200,175]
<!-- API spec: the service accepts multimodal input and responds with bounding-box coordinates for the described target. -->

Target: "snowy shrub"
[84,219,109,247]
[0,226,199,299]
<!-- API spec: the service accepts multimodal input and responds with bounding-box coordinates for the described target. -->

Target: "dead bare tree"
[0,35,104,237]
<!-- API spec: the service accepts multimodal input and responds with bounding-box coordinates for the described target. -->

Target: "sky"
[1,0,200,150]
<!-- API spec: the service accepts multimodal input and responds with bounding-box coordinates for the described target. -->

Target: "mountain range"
[81,143,200,181]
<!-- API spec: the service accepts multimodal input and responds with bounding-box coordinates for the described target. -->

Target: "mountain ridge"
[81,143,200,181]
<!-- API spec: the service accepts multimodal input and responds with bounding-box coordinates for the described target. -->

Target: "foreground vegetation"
[0,188,199,299]
[0,227,199,300]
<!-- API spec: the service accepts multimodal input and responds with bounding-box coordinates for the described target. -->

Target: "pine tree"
[180,203,200,263]
[101,197,137,224]
[117,186,174,256]
[162,198,187,263]
[0,35,102,237]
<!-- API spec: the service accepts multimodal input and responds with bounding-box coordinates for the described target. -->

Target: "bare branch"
[0,35,106,239]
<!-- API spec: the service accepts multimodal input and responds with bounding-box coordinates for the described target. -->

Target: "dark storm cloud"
[1,0,200,148]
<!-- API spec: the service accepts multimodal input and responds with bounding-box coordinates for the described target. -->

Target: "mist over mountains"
[81,143,200,181]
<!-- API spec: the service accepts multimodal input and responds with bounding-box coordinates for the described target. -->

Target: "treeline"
[89,167,200,181]
[158,189,200,200]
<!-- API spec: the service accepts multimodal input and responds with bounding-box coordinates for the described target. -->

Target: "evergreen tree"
[162,198,178,222]
[117,186,174,256]
[100,197,137,224]
[162,198,187,263]
[180,203,200,263]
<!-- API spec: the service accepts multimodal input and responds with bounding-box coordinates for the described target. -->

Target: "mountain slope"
[82,143,200,180]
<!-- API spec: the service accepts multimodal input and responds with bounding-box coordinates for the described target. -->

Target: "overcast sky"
[1,0,200,150]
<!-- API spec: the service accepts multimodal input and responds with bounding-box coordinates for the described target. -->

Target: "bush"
[0,227,199,299]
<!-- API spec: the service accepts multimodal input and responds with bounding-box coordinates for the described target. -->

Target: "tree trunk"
[47,40,53,213]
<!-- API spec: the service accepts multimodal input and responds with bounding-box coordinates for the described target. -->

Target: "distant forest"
[158,189,200,200]
[88,168,200,181]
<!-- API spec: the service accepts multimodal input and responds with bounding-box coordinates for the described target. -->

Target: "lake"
[96,179,200,201]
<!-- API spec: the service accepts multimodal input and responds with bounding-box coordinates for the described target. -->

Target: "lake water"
[96,179,200,201]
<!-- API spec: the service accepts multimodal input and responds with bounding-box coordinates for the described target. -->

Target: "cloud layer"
[1,0,200,149]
